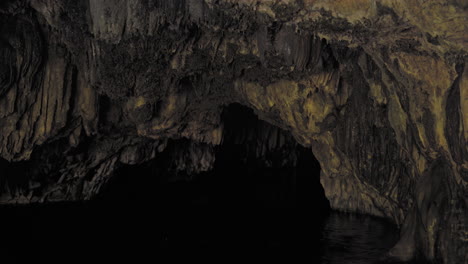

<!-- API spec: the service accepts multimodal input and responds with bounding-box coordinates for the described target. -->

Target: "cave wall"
[0,0,466,263]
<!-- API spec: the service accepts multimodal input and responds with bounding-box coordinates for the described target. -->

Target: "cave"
[95,103,332,250]
[101,103,329,211]
[0,1,466,263]
[0,104,337,262]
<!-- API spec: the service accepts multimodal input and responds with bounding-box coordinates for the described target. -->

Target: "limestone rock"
[0,0,466,263]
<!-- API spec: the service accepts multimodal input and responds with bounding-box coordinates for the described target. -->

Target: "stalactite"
[0,1,466,263]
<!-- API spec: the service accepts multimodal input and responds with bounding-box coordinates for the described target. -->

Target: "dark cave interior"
[0,103,333,262]
[0,1,465,263]
[100,103,330,212]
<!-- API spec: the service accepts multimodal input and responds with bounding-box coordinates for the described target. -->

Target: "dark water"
[0,104,410,263]
[320,212,399,264]
[0,202,399,264]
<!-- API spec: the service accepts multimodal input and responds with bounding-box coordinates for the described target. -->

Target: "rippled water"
[320,212,399,264]
[1,202,401,264]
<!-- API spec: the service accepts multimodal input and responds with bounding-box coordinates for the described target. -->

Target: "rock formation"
[0,0,466,263]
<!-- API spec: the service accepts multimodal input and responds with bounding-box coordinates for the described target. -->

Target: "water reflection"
[320,212,399,264]
[1,203,400,263]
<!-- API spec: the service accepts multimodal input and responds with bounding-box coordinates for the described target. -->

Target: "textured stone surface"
[0,0,466,263]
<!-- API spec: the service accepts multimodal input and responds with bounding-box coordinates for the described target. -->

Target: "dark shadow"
[0,104,403,263]
[93,103,331,253]
[98,103,330,211]
[208,103,330,212]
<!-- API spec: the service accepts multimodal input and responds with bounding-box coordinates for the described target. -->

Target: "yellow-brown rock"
[0,0,466,263]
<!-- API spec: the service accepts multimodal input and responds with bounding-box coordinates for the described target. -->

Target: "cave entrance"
[100,103,330,213]
[208,103,330,211]
[93,103,332,250]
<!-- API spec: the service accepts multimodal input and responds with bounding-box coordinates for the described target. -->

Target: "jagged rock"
[0,0,466,263]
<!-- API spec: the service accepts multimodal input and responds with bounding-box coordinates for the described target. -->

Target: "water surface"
[1,202,400,263]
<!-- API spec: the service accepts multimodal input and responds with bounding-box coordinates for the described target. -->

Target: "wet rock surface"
[0,1,466,263]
